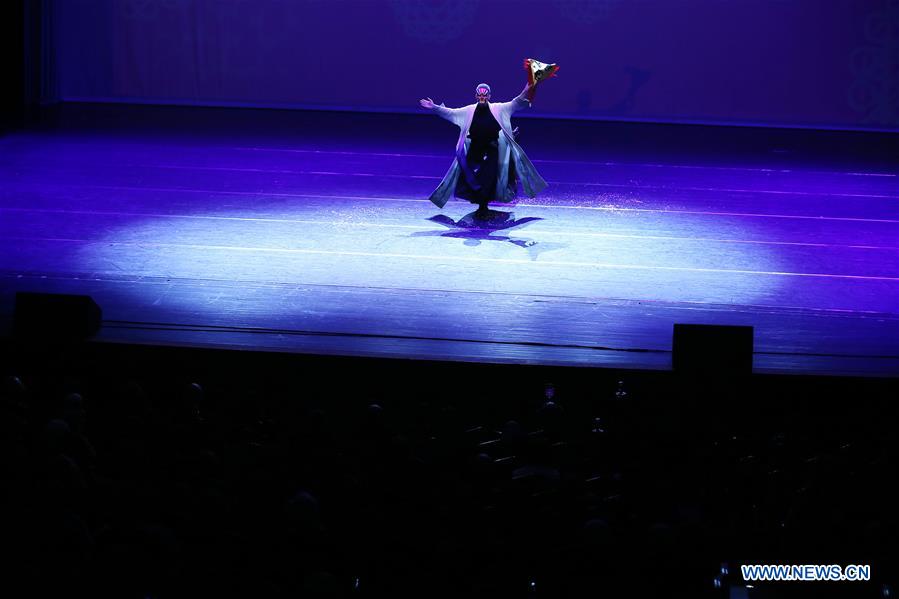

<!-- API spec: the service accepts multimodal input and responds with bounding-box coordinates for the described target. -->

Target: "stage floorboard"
[2,104,897,376]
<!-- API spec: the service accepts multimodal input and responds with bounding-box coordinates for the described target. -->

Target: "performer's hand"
[520,81,536,102]
[419,97,435,109]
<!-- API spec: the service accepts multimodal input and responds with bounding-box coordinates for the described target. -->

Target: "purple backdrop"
[53,0,899,131]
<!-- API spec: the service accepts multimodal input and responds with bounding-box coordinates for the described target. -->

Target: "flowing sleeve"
[509,84,533,113]
[434,104,466,126]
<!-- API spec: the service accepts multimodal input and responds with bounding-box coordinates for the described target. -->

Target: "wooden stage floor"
[1,104,897,376]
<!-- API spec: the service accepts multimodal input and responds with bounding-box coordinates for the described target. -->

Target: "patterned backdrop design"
[389,0,479,44]
[848,0,899,126]
[52,0,897,131]
[553,0,622,26]
[122,0,189,21]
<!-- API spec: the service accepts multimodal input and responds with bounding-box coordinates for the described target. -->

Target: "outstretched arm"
[419,97,439,110]
[509,82,535,113]
[419,97,460,123]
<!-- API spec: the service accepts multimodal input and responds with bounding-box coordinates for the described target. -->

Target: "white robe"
[428,86,548,208]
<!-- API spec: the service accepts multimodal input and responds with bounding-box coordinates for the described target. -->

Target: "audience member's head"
[2,374,26,401]
[537,400,565,437]
[41,419,73,456]
[501,420,524,442]
[1,375,27,437]
[60,392,86,434]
[179,382,205,423]
[285,490,322,534]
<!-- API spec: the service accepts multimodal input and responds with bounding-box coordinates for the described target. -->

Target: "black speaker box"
[13,292,102,341]
[672,324,753,375]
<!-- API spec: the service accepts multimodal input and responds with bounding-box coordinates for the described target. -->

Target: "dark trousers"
[454,136,499,205]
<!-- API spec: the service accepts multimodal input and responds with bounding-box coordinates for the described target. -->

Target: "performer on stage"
[419,60,557,217]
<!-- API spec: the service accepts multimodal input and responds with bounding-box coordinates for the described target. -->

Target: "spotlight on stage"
[672,323,753,376]
[13,292,102,342]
